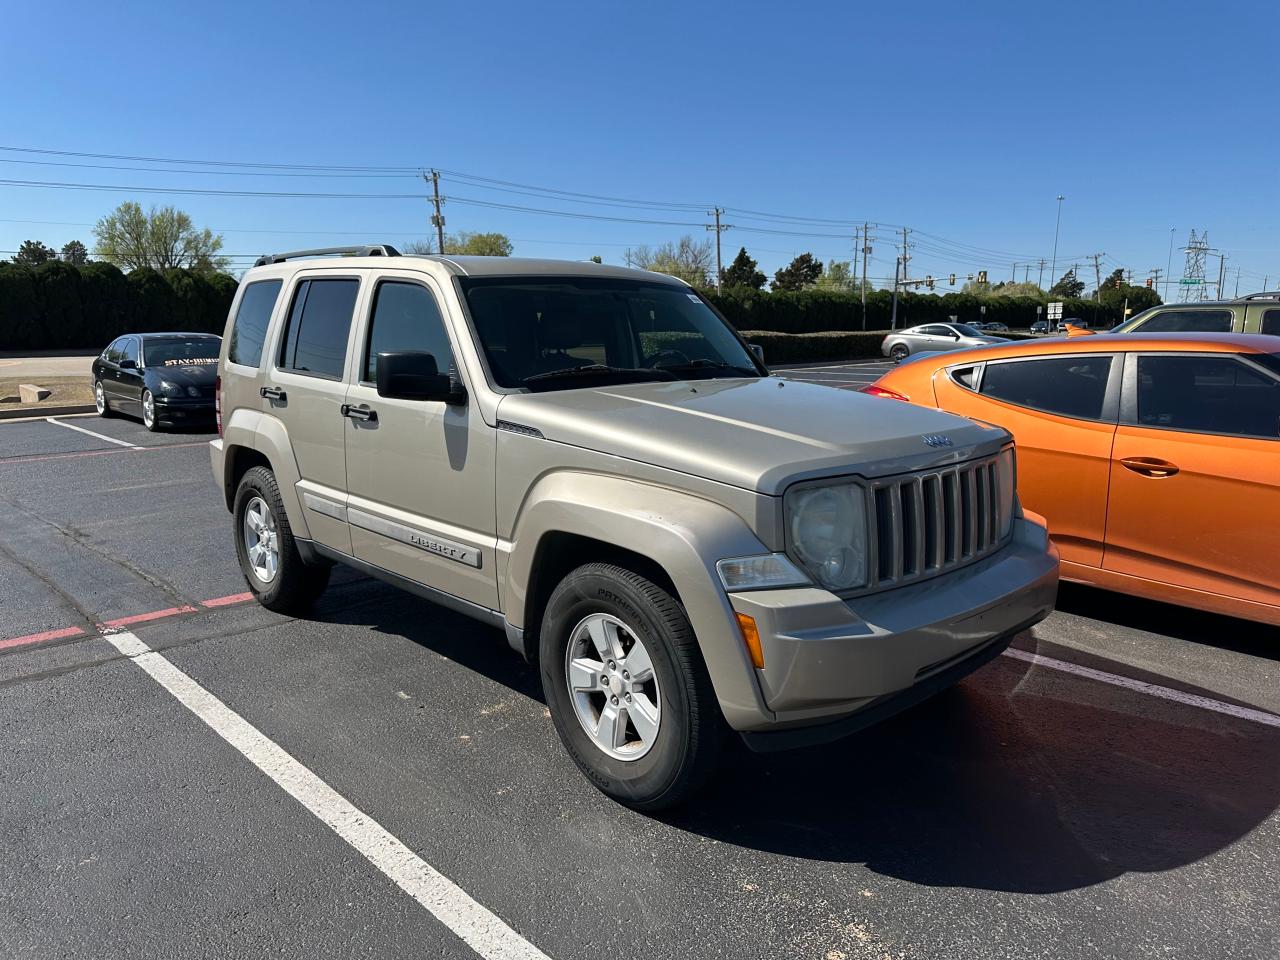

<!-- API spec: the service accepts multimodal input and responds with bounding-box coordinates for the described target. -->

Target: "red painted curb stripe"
[201,592,254,608]
[101,605,199,629]
[0,625,86,651]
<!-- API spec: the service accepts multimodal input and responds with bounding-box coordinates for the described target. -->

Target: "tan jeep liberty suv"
[210,245,1059,809]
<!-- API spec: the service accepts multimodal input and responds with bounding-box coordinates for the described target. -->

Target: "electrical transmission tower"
[1179,229,1210,302]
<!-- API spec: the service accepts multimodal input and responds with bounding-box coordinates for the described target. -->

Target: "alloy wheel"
[564,612,662,761]
[242,496,280,584]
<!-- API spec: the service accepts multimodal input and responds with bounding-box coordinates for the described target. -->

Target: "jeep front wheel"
[540,562,723,810]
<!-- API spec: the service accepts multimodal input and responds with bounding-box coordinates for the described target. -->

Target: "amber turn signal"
[735,612,764,669]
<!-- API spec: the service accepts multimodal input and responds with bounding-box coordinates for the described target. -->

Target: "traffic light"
[949,273,956,286]
[977,270,987,284]
[926,275,935,290]
[1114,276,1123,288]
[1145,277,1153,288]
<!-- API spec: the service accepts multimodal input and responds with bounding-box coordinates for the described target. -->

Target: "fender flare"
[219,408,311,542]
[504,472,775,729]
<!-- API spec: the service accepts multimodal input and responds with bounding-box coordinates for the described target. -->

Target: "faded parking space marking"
[105,628,554,960]
[46,417,143,449]
[1003,647,1280,728]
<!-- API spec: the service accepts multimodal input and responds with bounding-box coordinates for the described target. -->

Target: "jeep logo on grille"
[921,434,953,448]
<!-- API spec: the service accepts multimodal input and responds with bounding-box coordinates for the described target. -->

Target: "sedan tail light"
[215,375,222,436]
[860,384,910,402]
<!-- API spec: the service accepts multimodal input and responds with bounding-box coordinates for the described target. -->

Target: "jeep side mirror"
[376,351,466,405]
[749,343,765,363]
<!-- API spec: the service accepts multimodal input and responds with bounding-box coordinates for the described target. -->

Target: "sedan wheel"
[141,390,159,431]
[94,381,112,418]
[890,343,910,362]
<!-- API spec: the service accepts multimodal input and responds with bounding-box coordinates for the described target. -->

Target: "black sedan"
[92,332,221,431]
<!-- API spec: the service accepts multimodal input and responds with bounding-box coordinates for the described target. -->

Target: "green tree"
[720,247,766,289]
[773,252,823,291]
[988,281,1044,298]
[93,202,228,272]
[1097,268,1161,314]
[11,240,57,265]
[816,260,853,290]
[404,232,513,256]
[589,255,603,264]
[60,240,90,265]
[1049,268,1085,298]
[624,236,714,286]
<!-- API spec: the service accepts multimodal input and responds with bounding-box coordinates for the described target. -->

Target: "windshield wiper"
[522,364,677,385]
[653,358,759,377]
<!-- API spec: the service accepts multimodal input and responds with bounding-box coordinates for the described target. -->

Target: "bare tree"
[623,235,713,286]
[93,202,227,272]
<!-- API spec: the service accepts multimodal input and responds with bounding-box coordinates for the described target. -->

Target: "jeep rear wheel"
[233,465,330,614]
[540,563,723,810]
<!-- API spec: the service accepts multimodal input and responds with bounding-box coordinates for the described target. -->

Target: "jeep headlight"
[786,482,869,591]
[158,379,184,397]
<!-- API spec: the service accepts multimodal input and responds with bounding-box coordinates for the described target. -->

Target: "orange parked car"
[865,333,1280,625]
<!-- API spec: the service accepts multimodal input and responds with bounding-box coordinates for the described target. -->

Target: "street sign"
[1047,301,1064,320]
[1179,278,1203,285]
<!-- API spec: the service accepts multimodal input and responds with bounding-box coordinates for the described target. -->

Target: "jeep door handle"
[1119,456,1179,478]
[340,404,377,423]
[260,386,287,402]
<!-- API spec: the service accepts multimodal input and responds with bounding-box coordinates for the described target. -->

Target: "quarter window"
[1137,309,1232,333]
[363,281,454,383]
[103,338,124,363]
[1136,355,1280,439]
[980,355,1114,420]
[278,278,359,379]
[120,337,140,366]
[1260,309,1280,336]
[228,279,283,368]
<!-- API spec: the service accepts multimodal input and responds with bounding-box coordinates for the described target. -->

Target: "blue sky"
[2,0,1278,296]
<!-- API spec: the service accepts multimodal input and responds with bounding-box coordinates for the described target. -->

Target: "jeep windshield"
[457,276,764,392]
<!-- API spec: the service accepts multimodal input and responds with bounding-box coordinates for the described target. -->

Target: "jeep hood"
[495,377,1009,494]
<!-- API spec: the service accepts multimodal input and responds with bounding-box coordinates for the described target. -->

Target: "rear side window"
[363,281,454,383]
[278,278,359,379]
[1137,355,1280,439]
[1138,309,1232,333]
[980,355,1114,420]
[1260,309,1280,337]
[120,337,140,366]
[228,279,282,367]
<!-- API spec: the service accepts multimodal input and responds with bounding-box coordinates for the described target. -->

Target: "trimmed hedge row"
[0,261,238,351]
[707,287,1118,334]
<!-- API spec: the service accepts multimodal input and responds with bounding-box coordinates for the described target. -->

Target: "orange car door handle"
[1119,456,1179,478]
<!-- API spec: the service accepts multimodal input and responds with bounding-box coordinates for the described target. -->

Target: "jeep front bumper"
[726,515,1058,742]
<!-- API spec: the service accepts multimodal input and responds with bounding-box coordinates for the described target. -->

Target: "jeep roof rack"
[1239,291,1280,301]
[253,245,401,267]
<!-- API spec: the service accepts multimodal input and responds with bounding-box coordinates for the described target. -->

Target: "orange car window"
[980,355,1113,420]
[1136,355,1280,439]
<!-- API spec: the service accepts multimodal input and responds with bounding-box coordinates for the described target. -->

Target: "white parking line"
[104,629,552,960]
[1002,647,1280,728]
[47,417,143,450]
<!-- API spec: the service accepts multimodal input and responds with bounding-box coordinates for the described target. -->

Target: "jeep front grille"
[866,453,1010,592]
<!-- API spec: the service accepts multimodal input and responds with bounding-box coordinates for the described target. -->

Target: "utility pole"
[1037,258,1047,289]
[1011,262,1018,283]
[890,257,901,330]
[899,227,911,288]
[1087,252,1106,301]
[1049,195,1065,292]
[1024,264,1030,283]
[850,227,858,293]
[1264,274,1270,291]
[1149,268,1163,292]
[426,170,446,254]
[1216,253,1228,300]
[861,223,871,321]
[1234,266,1241,298]
[706,207,730,290]
[1165,227,1177,299]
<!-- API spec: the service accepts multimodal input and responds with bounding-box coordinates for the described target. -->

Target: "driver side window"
[363,281,454,384]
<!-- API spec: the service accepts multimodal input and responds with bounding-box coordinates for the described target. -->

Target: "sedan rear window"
[980,355,1114,420]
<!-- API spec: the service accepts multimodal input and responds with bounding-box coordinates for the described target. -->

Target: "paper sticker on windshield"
[687,294,701,303]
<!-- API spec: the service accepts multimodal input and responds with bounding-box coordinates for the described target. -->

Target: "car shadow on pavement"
[315,580,1280,896]
[665,644,1280,894]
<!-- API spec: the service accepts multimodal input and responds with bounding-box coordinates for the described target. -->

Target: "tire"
[233,465,331,614]
[94,381,113,418]
[890,343,909,362]
[540,562,724,810]
[141,389,161,432]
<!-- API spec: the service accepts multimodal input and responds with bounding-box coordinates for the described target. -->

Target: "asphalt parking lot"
[2,396,1279,960]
